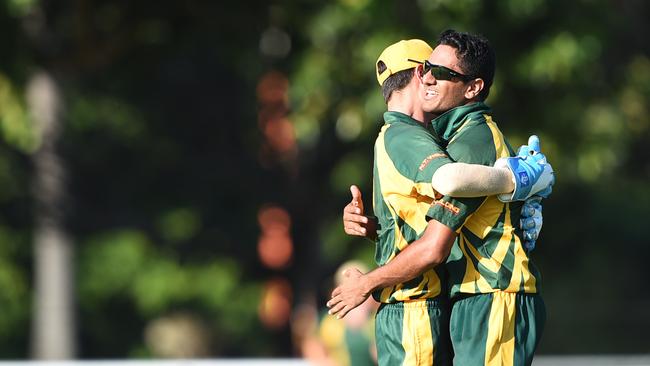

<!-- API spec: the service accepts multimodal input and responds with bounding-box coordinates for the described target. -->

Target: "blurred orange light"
[264,118,296,153]
[258,277,293,329]
[258,232,293,269]
[258,205,291,234]
[257,205,293,269]
[256,71,289,105]
[258,104,288,129]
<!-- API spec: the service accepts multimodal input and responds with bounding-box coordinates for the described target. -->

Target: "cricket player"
[328,34,553,366]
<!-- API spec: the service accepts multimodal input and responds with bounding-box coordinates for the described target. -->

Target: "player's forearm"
[431,163,515,197]
[362,242,436,293]
[360,221,455,294]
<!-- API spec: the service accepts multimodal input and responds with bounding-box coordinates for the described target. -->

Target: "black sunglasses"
[408,59,473,82]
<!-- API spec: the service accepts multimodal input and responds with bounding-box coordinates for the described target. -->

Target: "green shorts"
[450,291,546,366]
[375,298,453,366]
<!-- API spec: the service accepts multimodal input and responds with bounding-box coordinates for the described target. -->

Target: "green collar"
[431,102,491,141]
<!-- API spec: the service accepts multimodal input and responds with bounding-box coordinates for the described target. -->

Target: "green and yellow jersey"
[427,102,541,300]
[372,111,455,304]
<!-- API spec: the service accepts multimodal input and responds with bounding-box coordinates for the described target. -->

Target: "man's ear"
[464,78,484,100]
[413,65,424,84]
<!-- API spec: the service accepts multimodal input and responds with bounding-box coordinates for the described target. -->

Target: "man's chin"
[421,103,439,114]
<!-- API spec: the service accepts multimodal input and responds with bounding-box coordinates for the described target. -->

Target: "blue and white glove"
[520,197,543,251]
[494,135,555,202]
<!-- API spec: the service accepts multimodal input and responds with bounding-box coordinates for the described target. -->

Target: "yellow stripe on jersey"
[379,286,394,302]
[484,114,510,159]
[375,125,442,302]
[458,117,538,296]
[447,119,471,145]
[485,291,516,366]
[402,301,435,366]
[458,234,494,294]
[390,266,440,302]
[463,196,504,239]
[446,114,507,157]
[506,234,538,293]
[465,202,513,274]
[376,125,435,235]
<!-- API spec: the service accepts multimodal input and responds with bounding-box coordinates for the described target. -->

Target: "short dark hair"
[438,29,495,101]
[377,61,414,103]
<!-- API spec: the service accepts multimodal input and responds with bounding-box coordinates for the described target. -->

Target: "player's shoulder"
[448,112,513,164]
[452,112,500,145]
[383,122,436,150]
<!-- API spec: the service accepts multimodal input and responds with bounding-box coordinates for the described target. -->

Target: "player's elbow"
[423,245,449,268]
[419,220,456,268]
[431,165,463,196]
[431,179,457,196]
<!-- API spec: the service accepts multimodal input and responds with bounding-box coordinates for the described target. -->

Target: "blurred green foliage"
[0,0,648,358]
[0,74,37,152]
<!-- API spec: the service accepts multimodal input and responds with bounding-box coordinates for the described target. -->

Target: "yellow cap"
[376,39,433,86]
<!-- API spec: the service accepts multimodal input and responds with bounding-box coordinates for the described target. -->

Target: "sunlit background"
[0,0,648,361]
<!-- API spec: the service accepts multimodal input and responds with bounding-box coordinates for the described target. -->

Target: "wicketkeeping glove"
[495,135,555,202]
[520,196,543,251]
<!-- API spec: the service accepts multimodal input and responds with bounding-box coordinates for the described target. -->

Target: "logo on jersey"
[419,153,447,171]
[433,199,460,215]
[519,172,530,186]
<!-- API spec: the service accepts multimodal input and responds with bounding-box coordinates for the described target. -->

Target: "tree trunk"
[28,71,76,359]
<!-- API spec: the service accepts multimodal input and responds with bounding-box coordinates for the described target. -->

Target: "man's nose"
[423,72,436,84]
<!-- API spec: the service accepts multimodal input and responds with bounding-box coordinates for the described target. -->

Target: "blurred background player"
[299,261,377,366]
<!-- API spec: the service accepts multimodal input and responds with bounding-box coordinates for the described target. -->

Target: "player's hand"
[518,135,554,198]
[326,268,370,319]
[495,135,555,202]
[343,185,377,240]
[517,134,542,157]
[520,197,543,251]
